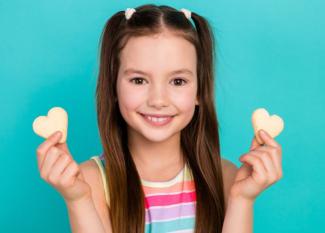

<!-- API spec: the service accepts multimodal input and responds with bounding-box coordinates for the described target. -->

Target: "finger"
[241,151,268,173]
[240,153,268,185]
[248,150,278,181]
[47,154,72,185]
[249,136,261,151]
[60,161,80,186]
[258,130,281,148]
[39,147,62,178]
[56,143,71,157]
[36,131,62,165]
[253,146,282,177]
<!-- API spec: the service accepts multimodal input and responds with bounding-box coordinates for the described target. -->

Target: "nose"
[147,83,169,108]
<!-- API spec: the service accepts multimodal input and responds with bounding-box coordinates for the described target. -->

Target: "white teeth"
[146,116,169,122]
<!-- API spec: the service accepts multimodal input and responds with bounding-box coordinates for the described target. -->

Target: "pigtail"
[191,13,216,101]
[97,10,145,233]
[186,12,226,233]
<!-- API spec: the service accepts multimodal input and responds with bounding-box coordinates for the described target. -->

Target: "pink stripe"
[145,191,196,207]
[145,202,196,223]
[143,181,195,195]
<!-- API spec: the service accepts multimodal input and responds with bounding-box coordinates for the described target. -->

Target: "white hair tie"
[125,8,191,21]
[125,8,136,20]
[180,8,191,19]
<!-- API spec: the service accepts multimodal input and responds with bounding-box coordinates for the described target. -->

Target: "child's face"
[116,31,198,143]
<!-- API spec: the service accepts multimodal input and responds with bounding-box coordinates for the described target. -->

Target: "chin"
[140,131,178,143]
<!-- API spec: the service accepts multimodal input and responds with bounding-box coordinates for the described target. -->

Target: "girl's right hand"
[36,131,91,203]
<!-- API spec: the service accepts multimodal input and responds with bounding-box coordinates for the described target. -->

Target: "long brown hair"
[95,4,225,233]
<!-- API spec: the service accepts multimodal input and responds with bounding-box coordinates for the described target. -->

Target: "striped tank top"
[90,154,196,233]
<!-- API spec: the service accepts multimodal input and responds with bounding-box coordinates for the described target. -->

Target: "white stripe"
[146,214,195,223]
[145,189,195,197]
[167,230,194,233]
[141,169,185,187]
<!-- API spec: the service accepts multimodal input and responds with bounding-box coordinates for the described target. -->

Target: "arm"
[66,197,107,233]
[222,196,254,233]
[65,160,113,233]
[221,159,253,233]
[35,133,109,233]
[221,130,283,233]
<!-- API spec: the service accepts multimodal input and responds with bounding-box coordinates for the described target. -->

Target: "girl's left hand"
[229,129,283,202]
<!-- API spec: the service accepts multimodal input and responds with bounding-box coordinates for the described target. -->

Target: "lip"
[138,113,174,126]
[139,113,175,118]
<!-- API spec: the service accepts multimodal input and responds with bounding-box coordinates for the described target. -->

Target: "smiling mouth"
[138,112,176,118]
[138,113,175,126]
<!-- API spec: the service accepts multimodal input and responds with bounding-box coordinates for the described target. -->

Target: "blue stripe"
[145,217,195,233]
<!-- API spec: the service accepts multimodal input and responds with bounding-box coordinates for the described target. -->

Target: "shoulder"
[221,157,239,208]
[79,158,107,207]
[79,158,112,231]
[79,159,102,188]
[221,157,238,175]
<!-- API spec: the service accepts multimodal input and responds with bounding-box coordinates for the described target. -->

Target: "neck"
[127,129,185,181]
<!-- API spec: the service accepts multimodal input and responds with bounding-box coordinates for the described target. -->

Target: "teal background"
[1,0,324,232]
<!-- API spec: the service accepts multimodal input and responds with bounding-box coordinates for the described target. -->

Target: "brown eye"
[172,78,187,86]
[130,77,146,85]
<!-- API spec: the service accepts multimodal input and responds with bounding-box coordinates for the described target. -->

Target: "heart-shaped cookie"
[252,108,284,144]
[32,107,68,143]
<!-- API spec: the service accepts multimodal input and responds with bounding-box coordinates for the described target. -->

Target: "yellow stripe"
[90,155,110,207]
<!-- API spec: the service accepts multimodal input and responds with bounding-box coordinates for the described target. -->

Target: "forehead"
[119,32,197,74]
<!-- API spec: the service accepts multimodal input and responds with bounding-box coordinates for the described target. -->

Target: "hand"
[229,129,283,202]
[36,131,91,203]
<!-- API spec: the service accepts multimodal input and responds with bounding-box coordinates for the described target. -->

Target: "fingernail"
[260,130,266,136]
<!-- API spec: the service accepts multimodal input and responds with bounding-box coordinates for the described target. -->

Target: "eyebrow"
[123,68,194,76]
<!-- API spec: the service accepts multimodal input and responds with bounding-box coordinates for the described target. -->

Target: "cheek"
[117,80,145,111]
[170,88,197,112]
[174,94,197,129]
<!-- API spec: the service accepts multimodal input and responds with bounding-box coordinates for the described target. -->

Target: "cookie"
[32,106,68,143]
[252,108,284,144]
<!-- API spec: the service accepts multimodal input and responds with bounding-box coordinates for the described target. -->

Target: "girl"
[35,4,283,233]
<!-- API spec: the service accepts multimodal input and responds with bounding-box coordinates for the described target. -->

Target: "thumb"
[236,162,252,180]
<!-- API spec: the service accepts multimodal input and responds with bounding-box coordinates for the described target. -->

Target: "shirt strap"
[90,155,110,207]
